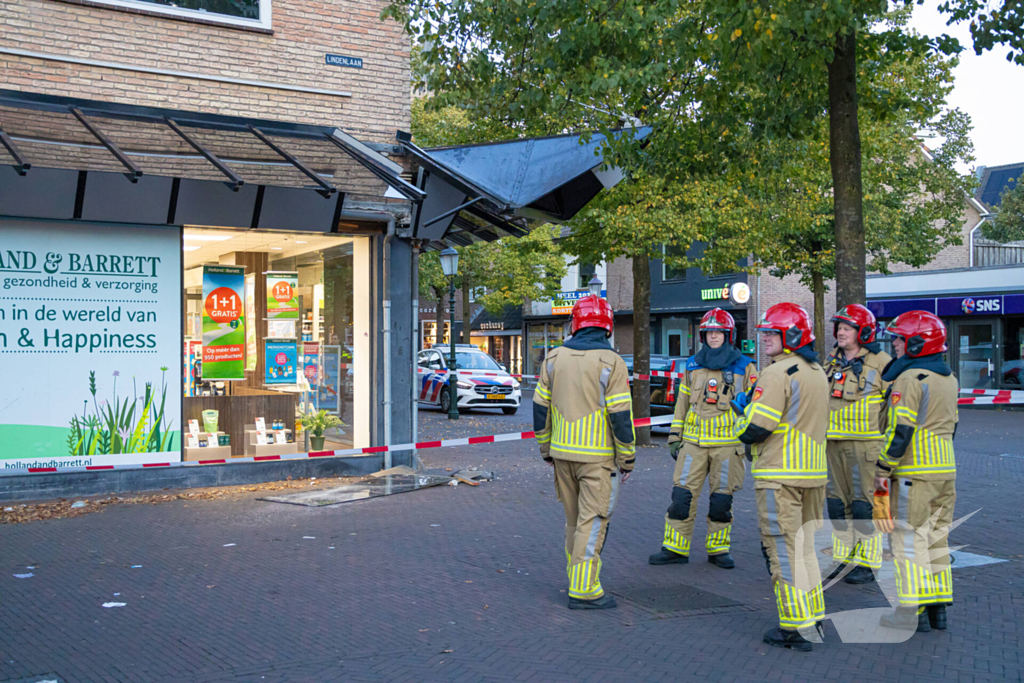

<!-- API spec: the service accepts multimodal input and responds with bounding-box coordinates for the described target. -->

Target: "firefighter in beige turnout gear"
[824,304,892,585]
[534,294,635,610]
[649,308,755,569]
[875,310,958,634]
[734,303,829,652]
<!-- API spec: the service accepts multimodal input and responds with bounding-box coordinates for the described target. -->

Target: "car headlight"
[456,380,474,390]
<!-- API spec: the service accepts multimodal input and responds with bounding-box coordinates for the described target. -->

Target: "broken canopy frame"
[0,89,424,231]
[400,126,651,247]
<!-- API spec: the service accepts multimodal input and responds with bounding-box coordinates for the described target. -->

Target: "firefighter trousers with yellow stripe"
[553,459,620,601]
[826,439,883,569]
[662,443,745,557]
[890,477,956,607]
[756,484,826,631]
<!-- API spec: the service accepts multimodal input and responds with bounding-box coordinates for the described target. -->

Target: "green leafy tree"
[937,0,1024,65]
[983,179,1024,243]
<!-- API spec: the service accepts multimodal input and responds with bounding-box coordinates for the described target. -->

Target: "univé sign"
[700,283,751,306]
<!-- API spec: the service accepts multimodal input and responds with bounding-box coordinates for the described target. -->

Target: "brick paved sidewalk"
[1,407,1022,682]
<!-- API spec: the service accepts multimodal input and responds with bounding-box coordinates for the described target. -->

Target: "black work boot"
[763,627,813,652]
[844,565,875,585]
[927,605,948,630]
[568,593,617,610]
[825,561,848,580]
[880,606,931,632]
[648,548,689,565]
[708,552,735,569]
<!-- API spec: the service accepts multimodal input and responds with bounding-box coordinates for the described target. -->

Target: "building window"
[662,243,687,282]
[87,0,271,30]
[577,262,597,290]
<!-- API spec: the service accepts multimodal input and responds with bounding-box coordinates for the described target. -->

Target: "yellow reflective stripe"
[536,386,551,399]
[752,403,782,419]
[894,428,956,476]
[828,395,884,438]
[682,410,741,446]
[678,384,691,396]
[605,392,631,405]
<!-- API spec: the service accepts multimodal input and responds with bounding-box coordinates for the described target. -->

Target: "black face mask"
[881,352,952,382]
[694,343,742,371]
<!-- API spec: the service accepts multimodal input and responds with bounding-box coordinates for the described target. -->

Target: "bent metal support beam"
[0,127,30,175]
[164,116,244,192]
[325,129,425,202]
[69,107,143,183]
[248,125,335,199]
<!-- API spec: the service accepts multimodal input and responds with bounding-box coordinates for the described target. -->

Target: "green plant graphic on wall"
[66,368,176,455]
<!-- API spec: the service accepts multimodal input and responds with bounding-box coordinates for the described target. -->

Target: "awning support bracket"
[324,130,426,202]
[164,117,244,192]
[0,127,30,175]
[422,196,483,228]
[248,125,335,199]
[69,107,143,183]
[464,204,528,237]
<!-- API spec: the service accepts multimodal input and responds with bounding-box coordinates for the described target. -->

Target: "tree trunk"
[812,271,826,360]
[828,30,866,308]
[632,252,652,447]
[461,277,472,345]
[434,287,445,347]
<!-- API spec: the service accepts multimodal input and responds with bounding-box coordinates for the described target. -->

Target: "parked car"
[621,354,688,416]
[418,344,522,415]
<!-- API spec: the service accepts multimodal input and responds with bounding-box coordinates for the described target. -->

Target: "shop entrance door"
[955,320,997,389]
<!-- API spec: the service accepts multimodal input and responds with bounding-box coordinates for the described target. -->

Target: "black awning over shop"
[470,304,523,336]
[0,89,423,232]
[399,126,651,247]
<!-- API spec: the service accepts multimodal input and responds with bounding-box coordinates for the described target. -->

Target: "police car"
[417,344,522,415]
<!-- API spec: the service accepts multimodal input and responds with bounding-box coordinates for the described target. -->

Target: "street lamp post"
[439,248,460,420]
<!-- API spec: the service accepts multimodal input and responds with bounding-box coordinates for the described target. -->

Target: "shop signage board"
[870,294,1024,319]
[303,341,320,380]
[265,339,298,384]
[0,220,181,471]
[551,289,607,315]
[320,345,342,414]
[266,271,299,319]
[202,265,246,380]
[244,273,257,372]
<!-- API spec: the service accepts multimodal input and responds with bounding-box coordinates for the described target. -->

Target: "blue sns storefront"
[868,285,1024,390]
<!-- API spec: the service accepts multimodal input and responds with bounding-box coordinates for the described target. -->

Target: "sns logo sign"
[962,297,1000,314]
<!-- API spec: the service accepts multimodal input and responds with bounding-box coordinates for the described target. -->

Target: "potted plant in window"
[300,409,341,451]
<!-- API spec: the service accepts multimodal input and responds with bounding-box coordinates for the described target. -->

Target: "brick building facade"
[1,0,410,142]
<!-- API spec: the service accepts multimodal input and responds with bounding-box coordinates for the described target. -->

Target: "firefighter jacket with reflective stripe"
[735,353,829,487]
[877,369,958,481]
[826,347,892,440]
[667,359,757,447]
[533,346,635,471]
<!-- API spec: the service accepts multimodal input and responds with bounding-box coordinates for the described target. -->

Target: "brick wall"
[885,203,982,273]
[0,0,410,143]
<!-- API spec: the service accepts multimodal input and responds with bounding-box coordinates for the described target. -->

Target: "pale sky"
[910,0,1024,170]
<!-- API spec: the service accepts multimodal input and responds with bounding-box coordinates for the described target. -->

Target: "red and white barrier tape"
[417,368,688,382]
[960,388,1024,397]
[957,395,1024,405]
[6,415,675,477]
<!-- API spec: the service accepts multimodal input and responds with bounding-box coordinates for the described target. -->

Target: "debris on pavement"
[0,475,354,525]
[13,573,33,579]
[102,602,126,608]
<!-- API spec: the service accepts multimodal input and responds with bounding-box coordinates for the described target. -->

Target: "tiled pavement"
[1,404,1022,682]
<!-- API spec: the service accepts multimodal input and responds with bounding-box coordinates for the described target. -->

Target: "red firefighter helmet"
[756,302,815,351]
[832,303,877,344]
[571,295,614,337]
[886,310,947,357]
[700,308,736,345]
